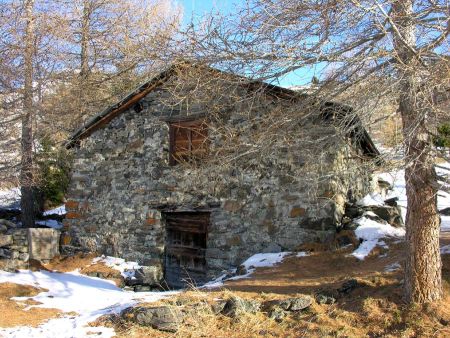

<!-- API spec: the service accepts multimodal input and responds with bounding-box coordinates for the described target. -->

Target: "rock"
[0,248,12,258]
[268,306,286,322]
[28,228,60,260]
[0,219,18,228]
[221,296,261,317]
[121,306,182,332]
[338,279,358,294]
[211,300,227,314]
[344,204,364,219]
[315,294,336,305]
[261,243,282,254]
[362,212,387,224]
[125,266,162,286]
[18,253,29,261]
[366,206,403,227]
[342,222,359,231]
[334,230,359,249]
[384,197,398,207]
[264,296,312,312]
[0,225,7,233]
[235,265,247,276]
[0,235,13,247]
[440,207,450,216]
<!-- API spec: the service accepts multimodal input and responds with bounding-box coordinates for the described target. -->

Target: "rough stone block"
[0,235,13,247]
[223,200,241,212]
[28,228,60,261]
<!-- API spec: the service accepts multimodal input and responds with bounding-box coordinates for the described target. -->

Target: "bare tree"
[20,0,36,227]
[177,0,449,303]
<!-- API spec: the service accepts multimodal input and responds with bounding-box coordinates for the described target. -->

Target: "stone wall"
[0,221,29,270]
[0,222,61,271]
[63,83,373,281]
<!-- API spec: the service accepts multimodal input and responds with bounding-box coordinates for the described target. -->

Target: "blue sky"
[178,0,317,87]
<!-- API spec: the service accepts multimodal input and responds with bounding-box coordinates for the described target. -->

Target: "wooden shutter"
[169,120,208,165]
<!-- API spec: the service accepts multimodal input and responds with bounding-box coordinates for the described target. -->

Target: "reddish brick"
[60,234,72,245]
[65,200,79,209]
[290,207,306,218]
[66,212,82,219]
[145,218,157,226]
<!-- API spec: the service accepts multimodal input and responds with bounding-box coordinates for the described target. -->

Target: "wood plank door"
[164,212,209,289]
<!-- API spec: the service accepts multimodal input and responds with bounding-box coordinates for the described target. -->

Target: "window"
[169,119,209,165]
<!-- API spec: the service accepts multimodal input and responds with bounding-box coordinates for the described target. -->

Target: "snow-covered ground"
[0,269,177,338]
[203,251,307,288]
[352,216,405,260]
[353,161,450,259]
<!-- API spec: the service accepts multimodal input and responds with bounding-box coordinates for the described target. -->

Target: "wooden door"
[164,212,209,288]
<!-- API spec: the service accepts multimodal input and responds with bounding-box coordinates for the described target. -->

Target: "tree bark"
[20,0,36,228]
[392,0,442,303]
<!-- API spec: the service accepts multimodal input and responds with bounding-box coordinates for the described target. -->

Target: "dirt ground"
[0,283,61,328]
[100,238,450,338]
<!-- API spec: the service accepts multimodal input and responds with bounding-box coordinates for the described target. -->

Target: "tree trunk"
[78,0,90,122]
[20,0,36,228]
[80,0,90,78]
[393,0,442,303]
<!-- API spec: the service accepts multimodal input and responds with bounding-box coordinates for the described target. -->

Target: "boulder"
[0,235,13,247]
[235,264,248,276]
[211,300,227,314]
[0,225,7,233]
[338,279,358,294]
[121,306,182,332]
[263,296,312,312]
[315,294,336,305]
[221,296,260,317]
[365,205,403,227]
[125,266,162,287]
[384,197,398,207]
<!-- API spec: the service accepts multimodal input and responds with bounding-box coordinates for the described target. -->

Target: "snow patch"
[442,216,450,232]
[43,205,66,216]
[441,245,450,255]
[351,217,405,260]
[0,269,176,337]
[296,251,309,257]
[203,251,305,288]
[36,219,63,229]
[356,193,385,207]
[92,255,141,279]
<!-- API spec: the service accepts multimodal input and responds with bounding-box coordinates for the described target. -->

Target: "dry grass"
[95,239,450,338]
[41,252,124,286]
[41,252,98,272]
[0,283,61,328]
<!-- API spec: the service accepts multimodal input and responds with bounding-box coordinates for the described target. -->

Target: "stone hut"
[63,63,379,288]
